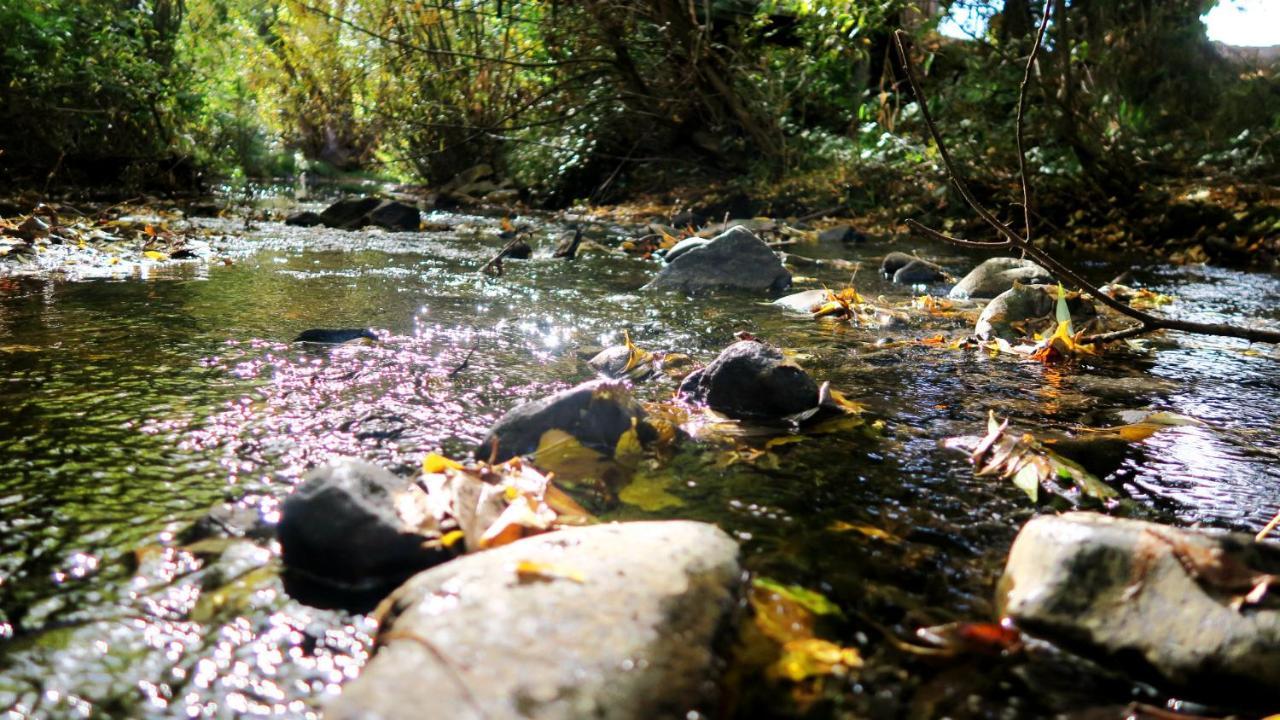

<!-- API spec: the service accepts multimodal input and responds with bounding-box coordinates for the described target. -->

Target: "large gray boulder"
[949,256,1052,299]
[328,521,743,720]
[278,460,448,590]
[1000,512,1280,699]
[644,226,790,294]
[477,380,653,462]
[678,340,818,421]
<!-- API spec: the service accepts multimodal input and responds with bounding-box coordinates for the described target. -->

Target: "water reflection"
[1,218,1278,716]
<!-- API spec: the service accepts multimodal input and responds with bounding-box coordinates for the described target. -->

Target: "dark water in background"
[1,213,1279,718]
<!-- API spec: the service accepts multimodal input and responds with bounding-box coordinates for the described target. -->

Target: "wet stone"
[277,460,449,590]
[477,379,653,462]
[949,257,1053,299]
[975,284,1096,341]
[284,211,324,227]
[678,340,818,421]
[643,226,791,294]
[1000,512,1280,701]
[892,258,946,285]
[317,197,422,231]
[293,328,378,344]
[327,521,742,720]
[818,224,866,244]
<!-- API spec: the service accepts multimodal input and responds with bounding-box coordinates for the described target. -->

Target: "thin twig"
[1015,7,1053,241]
[479,236,524,276]
[448,342,479,378]
[890,20,1280,346]
[1256,508,1280,543]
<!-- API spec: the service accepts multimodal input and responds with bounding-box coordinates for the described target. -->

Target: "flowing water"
[1,210,1279,718]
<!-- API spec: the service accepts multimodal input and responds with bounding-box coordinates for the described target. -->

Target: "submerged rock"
[327,521,742,720]
[278,460,450,590]
[949,257,1053,299]
[643,226,790,294]
[293,328,378,344]
[316,197,421,232]
[678,340,818,421]
[1000,512,1280,699]
[975,284,1096,341]
[477,380,653,462]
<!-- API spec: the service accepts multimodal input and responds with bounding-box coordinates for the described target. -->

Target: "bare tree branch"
[890,11,1280,346]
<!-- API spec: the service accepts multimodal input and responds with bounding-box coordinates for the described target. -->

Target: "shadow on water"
[1,215,1279,717]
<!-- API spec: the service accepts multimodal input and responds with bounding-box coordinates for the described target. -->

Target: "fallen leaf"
[514,560,586,583]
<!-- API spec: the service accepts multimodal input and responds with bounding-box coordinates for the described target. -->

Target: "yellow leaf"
[534,429,613,484]
[614,420,644,469]
[770,639,863,681]
[441,529,465,548]
[515,560,586,583]
[423,452,464,474]
[828,521,900,543]
[143,250,167,261]
[619,473,683,511]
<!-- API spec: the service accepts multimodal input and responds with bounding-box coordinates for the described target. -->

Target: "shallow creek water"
[1,211,1279,718]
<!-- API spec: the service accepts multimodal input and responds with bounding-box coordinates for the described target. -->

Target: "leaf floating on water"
[618,471,684,511]
[944,411,1118,503]
[828,520,901,544]
[142,250,167,261]
[514,559,586,584]
[753,577,843,618]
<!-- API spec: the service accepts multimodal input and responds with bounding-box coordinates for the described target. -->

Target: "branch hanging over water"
[890,8,1280,346]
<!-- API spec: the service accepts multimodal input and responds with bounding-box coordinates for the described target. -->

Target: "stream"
[2,208,1279,718]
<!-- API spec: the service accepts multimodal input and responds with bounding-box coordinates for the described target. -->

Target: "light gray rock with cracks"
[644,226,790,294]
[328,521,743,720]
[999,512,1280,698]
[949,256,1052,299]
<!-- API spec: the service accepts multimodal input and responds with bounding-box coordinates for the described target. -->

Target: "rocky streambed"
[2,197,1280,718]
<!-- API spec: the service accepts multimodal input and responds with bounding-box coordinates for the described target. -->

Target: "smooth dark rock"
[1000,512,1280,700]
[293,328,379,344]
[892,259,947,284]
[316,198,421,231]
[318,197,383,229]
[328,521,743,720]
[818,224,866,244]
[285,211,324,227]
[949,257,1053,299]
[366,200,421,231]
[678,340,818,421]
[644,226,790,294]
[477,379,653,462]
[184,201,223,218]
[880,251,917,277]
[974,284,1095,341]
[661,237,710,263]
[278,460,450,589]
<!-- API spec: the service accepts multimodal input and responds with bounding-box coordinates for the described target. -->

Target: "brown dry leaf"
[944,411,1118,503]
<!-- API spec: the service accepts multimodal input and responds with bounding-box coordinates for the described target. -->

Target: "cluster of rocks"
[259,214,1280,714]
[286,197,422,232]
